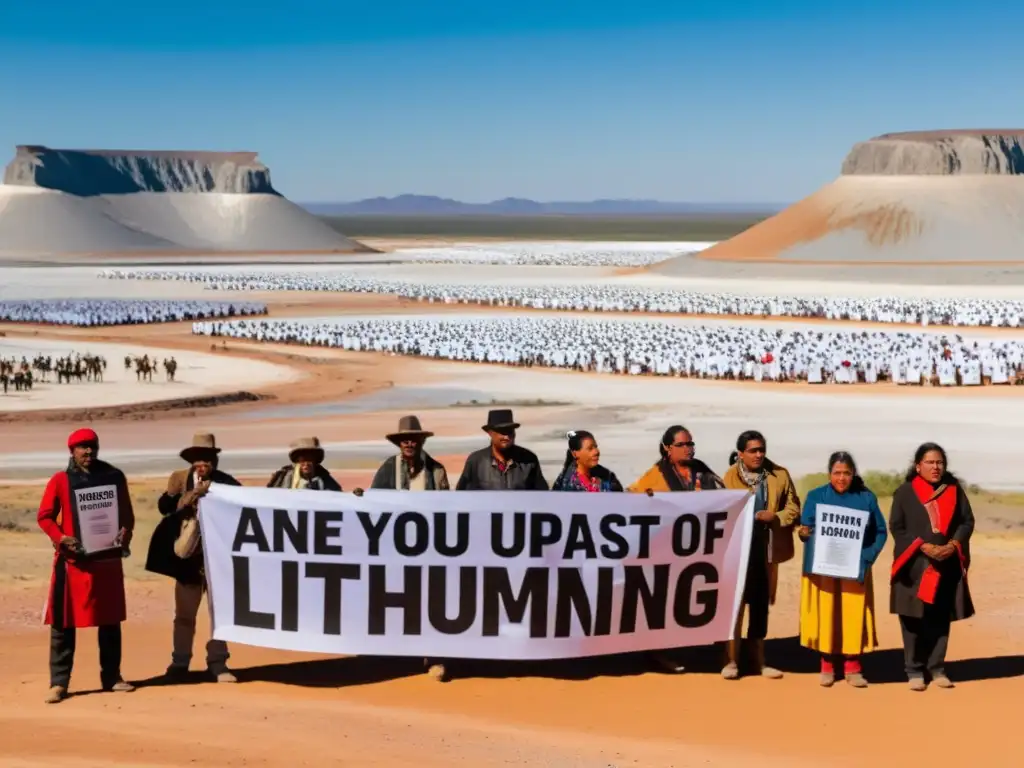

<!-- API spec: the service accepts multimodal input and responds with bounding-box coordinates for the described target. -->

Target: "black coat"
[145,468,241,585]
[266,464,342,491]
[369,453,450,490]
[456,445,548,491]
[889,481,975,621]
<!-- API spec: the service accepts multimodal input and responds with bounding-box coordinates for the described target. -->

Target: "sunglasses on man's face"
[672,441,695,448]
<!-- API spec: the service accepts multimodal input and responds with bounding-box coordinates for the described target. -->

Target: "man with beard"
[368,415,450,490]
[38,428,135,704]
[146,432,242,683]
[267,437,342,491]
[455,409,548,491]
[721,430,801,680]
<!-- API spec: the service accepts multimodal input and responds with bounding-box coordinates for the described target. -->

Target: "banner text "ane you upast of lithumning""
[227,507,732,640]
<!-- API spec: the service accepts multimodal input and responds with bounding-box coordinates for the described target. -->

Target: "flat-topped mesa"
[3,146,278,195]
[841,130,1024,175]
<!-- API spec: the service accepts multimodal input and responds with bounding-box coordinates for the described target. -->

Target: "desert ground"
[1,237,1022,767]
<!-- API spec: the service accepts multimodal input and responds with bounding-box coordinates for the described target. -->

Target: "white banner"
[198,485,754,660]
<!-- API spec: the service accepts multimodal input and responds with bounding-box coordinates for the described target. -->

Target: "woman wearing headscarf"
[889,442,974,691]
[267,437,342,491]
[798,451,887,688]
[721,430,800,680]
[552,430,623,492]
[628,425,721,673]
[628,425,723,494]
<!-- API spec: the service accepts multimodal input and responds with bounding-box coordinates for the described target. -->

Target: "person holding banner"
[267,437,342,491]
[146,432,242,683]
[889,443,974,691]
[456,409,548,491]
[720,430,800,680]
[37,428,135,704]
[628,425,723,494]
[368,415,450,490]
[797,452,887,688]
[627,425,721,673]
[552,430,623,492]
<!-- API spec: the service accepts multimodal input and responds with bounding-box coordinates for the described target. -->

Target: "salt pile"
[652,130,1024,267]
[0,146,367,256]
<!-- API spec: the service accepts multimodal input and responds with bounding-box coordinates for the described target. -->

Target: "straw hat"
[289,436,325,464]
[386,415,434,446]
[180,433,221,463]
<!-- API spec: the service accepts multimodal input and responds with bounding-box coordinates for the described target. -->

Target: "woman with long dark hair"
[552,431,622,492]
[798,451,887,688]
[720,430,801,680]
[890,442,974,691]
[628,425,723,493]
[627,425,721,673]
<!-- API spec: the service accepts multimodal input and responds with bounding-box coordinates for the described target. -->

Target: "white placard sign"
[74,484,120,554]
[811,503,869,580]
[198,485,754,660]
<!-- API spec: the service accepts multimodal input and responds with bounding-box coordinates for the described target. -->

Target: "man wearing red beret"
[37,428,136,704]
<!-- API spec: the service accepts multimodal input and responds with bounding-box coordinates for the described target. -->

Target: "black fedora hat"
[482,409,520,432]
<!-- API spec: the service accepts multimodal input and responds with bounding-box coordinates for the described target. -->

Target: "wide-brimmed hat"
[386,415,434,446]
[180,433,221,463]
[289,436,325,464]
[482,409,520,432]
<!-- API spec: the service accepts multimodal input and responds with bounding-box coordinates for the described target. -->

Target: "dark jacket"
[456,445,548,491]
[552,464,623,492]
[266,464,342,491]
[889,480,975,621]
[370,453,450,490]
[146,467,241,585]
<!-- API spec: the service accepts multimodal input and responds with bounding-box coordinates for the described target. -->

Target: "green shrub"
[797,470,903,499]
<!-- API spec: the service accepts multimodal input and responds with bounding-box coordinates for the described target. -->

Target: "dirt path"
[0,542,1020,767]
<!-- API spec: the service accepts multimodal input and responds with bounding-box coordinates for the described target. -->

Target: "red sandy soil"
[0,540,1019,767]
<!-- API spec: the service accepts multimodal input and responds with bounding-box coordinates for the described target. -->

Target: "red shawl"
[891,476,965,603]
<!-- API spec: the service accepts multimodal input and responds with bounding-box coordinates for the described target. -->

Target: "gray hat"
[289,436,325,464]
[386,415,434,446]
[180,432,221,463]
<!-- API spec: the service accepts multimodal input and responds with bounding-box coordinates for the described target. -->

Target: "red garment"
[576,470,601,493]
[38,469,135,628]
[67,428,99,449]
[890,478,964,604]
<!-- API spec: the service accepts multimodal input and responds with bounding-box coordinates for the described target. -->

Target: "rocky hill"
[841,130,1024,175]
[4,146,279,196]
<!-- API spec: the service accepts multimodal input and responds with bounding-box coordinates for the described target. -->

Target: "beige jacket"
[722,462,801,565]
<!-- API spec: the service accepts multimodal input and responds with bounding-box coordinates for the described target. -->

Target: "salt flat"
[0,337,300,411]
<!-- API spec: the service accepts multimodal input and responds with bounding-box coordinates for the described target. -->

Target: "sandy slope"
[0,186,365,256]
[672,176,1024,265]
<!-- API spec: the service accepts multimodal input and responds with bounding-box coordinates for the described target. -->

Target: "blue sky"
[0,1,1020,203]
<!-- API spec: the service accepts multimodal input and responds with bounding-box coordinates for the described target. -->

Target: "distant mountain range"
[303,195,782,216]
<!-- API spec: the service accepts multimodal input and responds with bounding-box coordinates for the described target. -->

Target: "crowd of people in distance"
[40,414,973,703]
[389,243,700,266]
[191,315,1024,386]
[101,268,1024,328]
[0,298,267,327]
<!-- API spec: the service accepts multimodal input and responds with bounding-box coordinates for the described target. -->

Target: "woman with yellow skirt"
[798,451,887,687]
